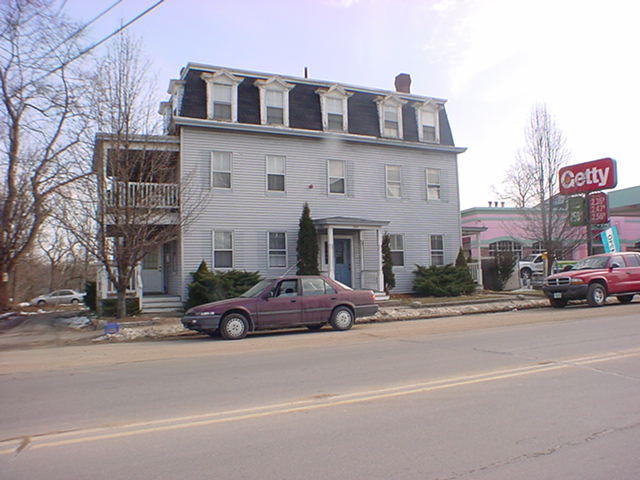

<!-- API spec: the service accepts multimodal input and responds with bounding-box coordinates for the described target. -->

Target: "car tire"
[330,306,354,331]
[586,283,607,307]
[549,298,568,308]
[616,295,634,304]
[306,324,324,331]
[219,313,249,340]
[37,300,46,307]
[71,299,80,305]
[520,268,532,279]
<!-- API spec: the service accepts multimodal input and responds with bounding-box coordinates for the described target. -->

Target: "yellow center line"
[2,348,640,455]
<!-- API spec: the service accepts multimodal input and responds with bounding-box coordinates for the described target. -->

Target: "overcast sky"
[66,0,640,209]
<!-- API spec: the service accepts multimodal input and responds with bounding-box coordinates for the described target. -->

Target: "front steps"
[141,295,183,314]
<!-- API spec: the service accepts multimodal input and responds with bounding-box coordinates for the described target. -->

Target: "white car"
[518,254,545,279]
[30,289,85,306]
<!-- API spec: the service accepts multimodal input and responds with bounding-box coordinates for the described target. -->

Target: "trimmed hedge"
[413,264,476,297]
[185,261,262,309]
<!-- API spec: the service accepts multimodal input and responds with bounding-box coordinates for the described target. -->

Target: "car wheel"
[586,283,607,307]
[37,300,46,307]
[330,306,354,331]
[219,313,249,340]
[549,298,568,308]
[616,295,634,304]
[71,299,80,305]
[520,268,532,279]
[306,324,324,331]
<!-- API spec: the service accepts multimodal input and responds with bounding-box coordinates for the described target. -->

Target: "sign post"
[559,158,617,256]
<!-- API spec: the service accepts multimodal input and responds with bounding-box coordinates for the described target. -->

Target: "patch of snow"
[18,302,30,307]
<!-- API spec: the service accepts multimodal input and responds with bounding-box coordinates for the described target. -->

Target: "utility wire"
[41,0,125,59]
[35,0,166,83]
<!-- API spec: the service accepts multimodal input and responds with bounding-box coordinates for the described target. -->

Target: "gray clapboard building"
[97,64,466,311]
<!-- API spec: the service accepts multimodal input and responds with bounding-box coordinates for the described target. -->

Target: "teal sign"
[600,226,620,253]
[568,196,585,226]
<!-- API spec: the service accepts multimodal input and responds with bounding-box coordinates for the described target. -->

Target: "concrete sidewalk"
[0,295,550,350]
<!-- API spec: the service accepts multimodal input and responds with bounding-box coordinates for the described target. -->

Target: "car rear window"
[625,254,640,267]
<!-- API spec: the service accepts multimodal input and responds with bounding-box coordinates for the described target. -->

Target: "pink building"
[461,186,640,261]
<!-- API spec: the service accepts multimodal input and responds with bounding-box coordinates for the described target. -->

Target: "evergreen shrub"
[413,263,476,297]
[185,261,262,309]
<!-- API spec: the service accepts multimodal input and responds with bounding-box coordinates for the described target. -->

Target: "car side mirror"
[610,262,621,269]
[562,265,573,272]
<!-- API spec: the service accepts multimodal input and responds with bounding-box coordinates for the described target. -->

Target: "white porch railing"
[96,263,143,304]
[106,181,179,209]
[468,262,483,287]
[360,269,380,291]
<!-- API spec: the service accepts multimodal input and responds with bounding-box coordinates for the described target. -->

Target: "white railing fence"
[106,181,179,209]
[467,262,483,287]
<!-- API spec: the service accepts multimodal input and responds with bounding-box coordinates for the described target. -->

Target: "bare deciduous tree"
[498,104,581,259]
[60,33,203,318]
[0,0,89,309]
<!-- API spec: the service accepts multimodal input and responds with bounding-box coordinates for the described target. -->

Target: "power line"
[36,0,167,83]
[41,0,125,60]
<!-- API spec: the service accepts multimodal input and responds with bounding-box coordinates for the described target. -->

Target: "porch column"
[475,233,483,287]
[327,226,335,280]
[376,228,384,292]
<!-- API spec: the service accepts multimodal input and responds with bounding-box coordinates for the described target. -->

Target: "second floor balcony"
[106,181,179,210]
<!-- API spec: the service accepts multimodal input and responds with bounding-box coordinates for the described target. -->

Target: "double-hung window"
[430,235,444,266]
[211,151,232,188]
[328,160,346,194]
[213,231,233,268]
[266,89,284,125]
[213,84,232,121]
[266,155,285,192]
[383,105,400,138]
[389,234,405,266]
[421,110,437,142]
[211,151,232,189]
[326,97,344,131]
[426,168,441,200]
[386,165,401,198]
[268,232,287,267]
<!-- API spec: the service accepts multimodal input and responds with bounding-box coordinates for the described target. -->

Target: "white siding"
[180,128,462,294]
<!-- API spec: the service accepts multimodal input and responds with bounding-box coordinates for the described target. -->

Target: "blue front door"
[334,238,352,287]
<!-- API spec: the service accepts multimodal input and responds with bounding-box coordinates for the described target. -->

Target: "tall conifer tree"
[296,203,319,275]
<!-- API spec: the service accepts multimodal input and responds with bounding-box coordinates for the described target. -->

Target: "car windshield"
[239,279,273,297]
[572,256,609,270]
[522,255,537,262]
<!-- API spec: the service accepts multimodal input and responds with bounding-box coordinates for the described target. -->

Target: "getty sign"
[558,158,617,195]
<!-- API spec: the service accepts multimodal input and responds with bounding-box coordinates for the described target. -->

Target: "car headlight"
[193,311,217,316]
[569,278,585,285]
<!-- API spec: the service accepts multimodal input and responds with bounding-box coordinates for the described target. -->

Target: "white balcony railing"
[106,181,179,209]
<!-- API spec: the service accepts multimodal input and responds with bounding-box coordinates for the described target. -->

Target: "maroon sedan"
[182,275,379,340]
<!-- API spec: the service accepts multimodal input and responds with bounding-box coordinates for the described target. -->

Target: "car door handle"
[330,297,337,300]
[290,299,297,303]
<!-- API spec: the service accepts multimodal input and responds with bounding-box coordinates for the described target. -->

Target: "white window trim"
[385,164,402,199]
[316,84,352,132]
[201,70,242,122]
[430,234,445,266]
[210,151,233,190]
[168,79,185,116]
[414,100,441,143]
[327,159,347,196]
[426,168,441,201]
[212,230,234,269]
[254,76,294,127]
[267,231,288,268]
[265,155,286,193]
[389,233,405,268]
[375,95,407,139]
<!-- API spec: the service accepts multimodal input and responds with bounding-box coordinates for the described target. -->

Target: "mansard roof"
[173,63,457,147]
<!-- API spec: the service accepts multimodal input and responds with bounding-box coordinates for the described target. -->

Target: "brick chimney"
[394,73,411,93]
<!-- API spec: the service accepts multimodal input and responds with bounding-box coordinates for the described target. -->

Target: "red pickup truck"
[542,252,640,308]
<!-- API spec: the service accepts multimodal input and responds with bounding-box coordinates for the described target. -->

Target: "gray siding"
[179,127,461,295]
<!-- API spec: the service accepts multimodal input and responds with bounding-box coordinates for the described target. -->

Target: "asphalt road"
[1,303,640,479]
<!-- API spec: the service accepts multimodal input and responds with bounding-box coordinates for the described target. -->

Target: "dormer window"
[201,70,242,122]
[255,77,294,127]
[316,85,351,132]
[375,95,407,139]
[415,101,441,143]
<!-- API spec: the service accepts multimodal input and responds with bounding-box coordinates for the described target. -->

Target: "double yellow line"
[2,348,640,455]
